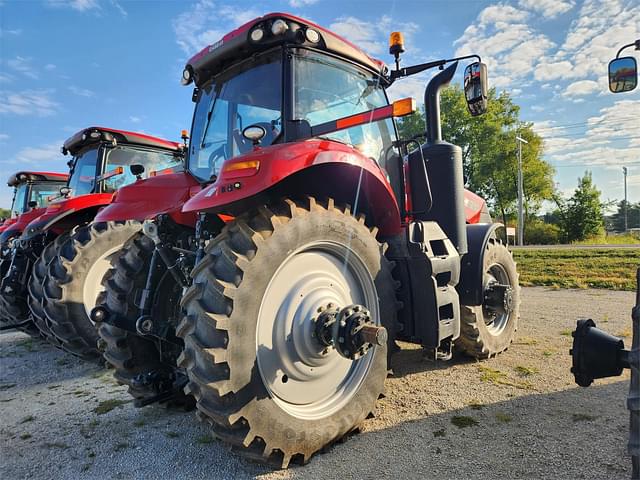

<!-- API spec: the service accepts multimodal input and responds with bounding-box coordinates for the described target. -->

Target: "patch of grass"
[17,339,36,352]
[19,415,35,424]
[478,366,533,390]
[0,383,16,390]
[572,413,597,422]
[93,399,130,415]
[468,402,483,410]
[616,329,631,338]
[165,431,180,438]
[560,329,572,336]
[47,385,62,390]
[45,441,69,449]
[433,428,446,437]
[542,350,555,357]
[451,415,478,428]
[573,234,640,245]
[196,434,216,445]
[55,357,71,366]
[19,433,32,440]
[133,419,146,427]
[512,248,639,291]
[495,412,513,423]
[87,419,99,428]
[514,337,538,346]
[514,365,539,377]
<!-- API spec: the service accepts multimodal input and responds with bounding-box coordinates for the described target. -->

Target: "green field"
[513,248,639,291]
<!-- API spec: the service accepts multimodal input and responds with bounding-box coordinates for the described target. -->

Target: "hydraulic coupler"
[570,268,639,479]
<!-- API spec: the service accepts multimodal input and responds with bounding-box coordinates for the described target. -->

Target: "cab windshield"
[68,147,99,196]
[293,50,396,170]
[29,181,66,208]
[189,51,282,182]
[102,146,182,193]
[10,184,27,218]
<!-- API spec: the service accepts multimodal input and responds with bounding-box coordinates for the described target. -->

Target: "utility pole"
[516,136,528,246]
[623,166,628,232]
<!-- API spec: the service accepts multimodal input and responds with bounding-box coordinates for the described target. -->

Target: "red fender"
[463,189,488,224]
[94,172,200,228]
[0,207,48,242]
[182,139,402,235]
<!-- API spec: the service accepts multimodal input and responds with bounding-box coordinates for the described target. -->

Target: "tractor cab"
[184,14,398,184]
[6,171,68,219]
[62,127,184,197]
[0,172,68,240]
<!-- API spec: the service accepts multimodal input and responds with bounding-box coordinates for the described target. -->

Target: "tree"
[607,200,640,232]
[557,171,604,242]
[0,208,10,221]
[397,85,554,228]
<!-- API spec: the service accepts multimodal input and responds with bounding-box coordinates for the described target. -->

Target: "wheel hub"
[484,283,514,315]
[256,241,380,420]
[315,304,387,360]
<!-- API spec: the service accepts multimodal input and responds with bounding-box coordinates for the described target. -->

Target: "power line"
[533,115,639,132]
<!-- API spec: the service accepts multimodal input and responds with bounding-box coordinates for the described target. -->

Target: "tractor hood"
[463,189,490,224]
[182,139,401,235]
[20,193,114,240]
[93,172,200,228]
[0,206,48,245]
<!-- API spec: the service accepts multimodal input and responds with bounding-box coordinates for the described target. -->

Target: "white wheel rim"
[82,245,121,321]
[256,241,379,420]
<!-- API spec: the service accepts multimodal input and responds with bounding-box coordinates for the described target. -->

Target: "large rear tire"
[43,221,141,362]
[0,245,36,334]
[28,234,69,347]
[456,239,520,358]
[178,197,397,467]
[98,232,193,407]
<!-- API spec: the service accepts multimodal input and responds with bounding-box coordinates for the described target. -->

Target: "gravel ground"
[0,287,635,479]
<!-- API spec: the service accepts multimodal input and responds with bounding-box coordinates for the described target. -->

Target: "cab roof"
[62,126,182,156]
[184,12,388,87]
[8,171,69,187]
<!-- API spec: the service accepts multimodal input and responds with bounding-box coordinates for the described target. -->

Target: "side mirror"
[130,164,145,177]
[608,56,637,93]
[28,201,38,209]
[59,186,71,196]
[242,125,266,146]
[464,62,488,116]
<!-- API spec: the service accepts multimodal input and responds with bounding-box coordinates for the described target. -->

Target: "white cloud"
[44,64,57,71]
[129,116,141,123]
[329,15,418,57]
[289,0,319,7]
[10,141,64,166]
[7,56,38,80]
[172,1,262,56]
[454,5,555,88]
[534,0,639,83]
[543,99,640,168]
[110,0,127,17]
[46,0,101,12]
[0,28,22,37]
[562,79,600,97]
[519,0,575,19]
[0,90,60,117]
[0,133,9,141]
[68,85,95,97]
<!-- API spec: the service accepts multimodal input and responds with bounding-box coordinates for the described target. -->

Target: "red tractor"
[0,171,68,328]
[0,127,183,361]
[91,13,519,466]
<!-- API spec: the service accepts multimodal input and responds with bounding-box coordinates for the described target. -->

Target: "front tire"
[456,239,520,358]
[98,231,193,408]
[43,221,141,362]
[178,197,397,467]
[28,234,69,347]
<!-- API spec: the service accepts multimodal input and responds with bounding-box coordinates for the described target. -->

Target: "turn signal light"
[222,160,260,173]
[392,97,416,117]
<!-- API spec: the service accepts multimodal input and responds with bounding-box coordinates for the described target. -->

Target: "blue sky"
[1,0,638,210]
